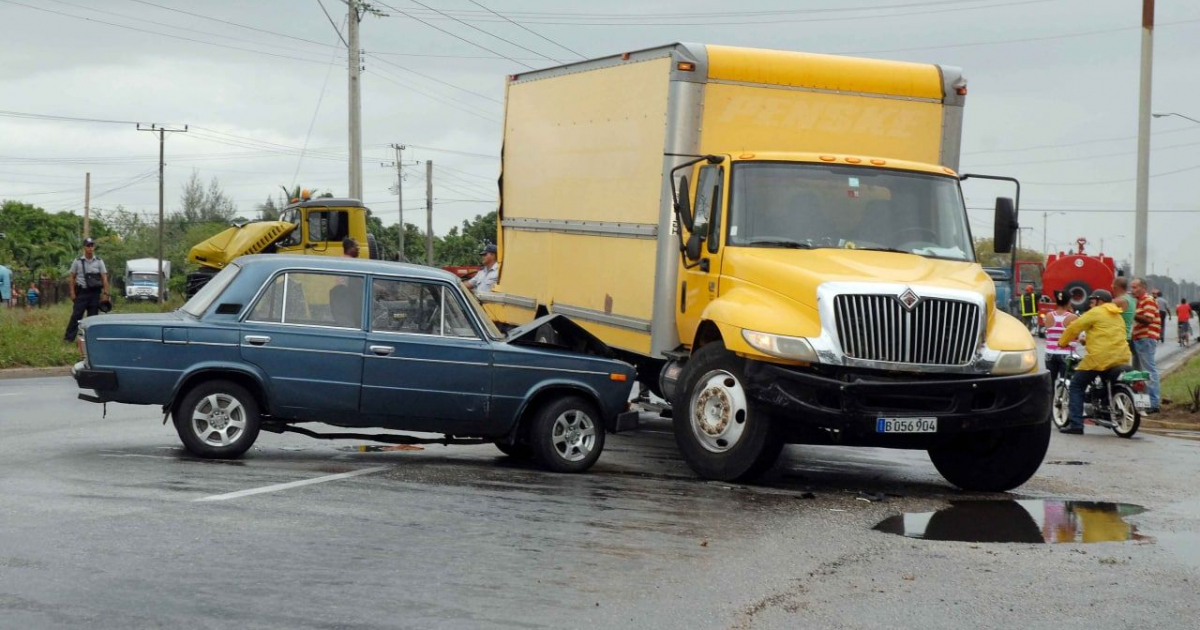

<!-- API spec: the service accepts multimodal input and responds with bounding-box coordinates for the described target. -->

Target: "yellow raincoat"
[1058,303,1132,371]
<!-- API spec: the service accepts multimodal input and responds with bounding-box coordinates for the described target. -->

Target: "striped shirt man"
[1133,293,1161,341]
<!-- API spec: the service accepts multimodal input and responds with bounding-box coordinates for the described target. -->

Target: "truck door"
[677,161,729,345]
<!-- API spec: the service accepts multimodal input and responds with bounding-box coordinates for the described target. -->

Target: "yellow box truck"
[483,43,1049,490]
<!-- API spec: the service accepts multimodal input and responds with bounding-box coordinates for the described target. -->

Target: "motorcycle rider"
[1044,291,1078,382]
[1056,289,1132,435]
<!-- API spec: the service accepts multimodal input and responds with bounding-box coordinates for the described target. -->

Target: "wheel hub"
[695,389,731,436]
[209,409,229,430]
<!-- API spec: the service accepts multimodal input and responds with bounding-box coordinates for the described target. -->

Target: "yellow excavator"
[186,191,378,296]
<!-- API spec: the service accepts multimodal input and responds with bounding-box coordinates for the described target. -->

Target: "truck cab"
[186,196,374,296]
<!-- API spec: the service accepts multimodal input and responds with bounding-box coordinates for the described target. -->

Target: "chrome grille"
[833,294,981,365]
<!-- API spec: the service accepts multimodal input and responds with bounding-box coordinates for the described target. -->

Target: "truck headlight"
[992,349,1036,375]
[742,330,818,362]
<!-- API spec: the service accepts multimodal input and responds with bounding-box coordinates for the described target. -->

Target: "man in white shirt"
[465,243,499,294]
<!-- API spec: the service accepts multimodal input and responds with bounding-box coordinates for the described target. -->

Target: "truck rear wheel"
[672,342,783,482]
[927,418,1051,492]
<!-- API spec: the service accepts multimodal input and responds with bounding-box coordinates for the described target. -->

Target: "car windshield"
[130,272,158,285]
[459,287,504,340]
[727,162,974,262]
[181,264,240,317]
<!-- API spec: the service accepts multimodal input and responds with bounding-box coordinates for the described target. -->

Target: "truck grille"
[833,294,981,366]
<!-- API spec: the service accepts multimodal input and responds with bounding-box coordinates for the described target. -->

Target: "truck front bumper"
[744,362,1050,447]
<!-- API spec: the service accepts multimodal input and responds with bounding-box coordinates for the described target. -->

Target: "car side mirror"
[685,232,704,261]
[993,197,1015,253]
[675,175,694,232]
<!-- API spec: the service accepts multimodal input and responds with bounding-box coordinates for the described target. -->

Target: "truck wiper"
[745,239,814,249]
[854,246,914,255]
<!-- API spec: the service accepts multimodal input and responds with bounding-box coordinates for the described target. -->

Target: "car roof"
[234,254,458,282]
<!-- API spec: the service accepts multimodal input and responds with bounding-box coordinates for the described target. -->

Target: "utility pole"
[347,0,363,201]
[138,123,188,307]
[425,160,434,265]
[1134,0,1155,278]
[382,144,406,261]
[83,172,91,239]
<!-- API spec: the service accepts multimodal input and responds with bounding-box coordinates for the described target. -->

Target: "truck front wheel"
[927,419,1051,492]
[672,342,784,482]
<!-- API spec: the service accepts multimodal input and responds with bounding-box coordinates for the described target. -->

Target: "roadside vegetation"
[0,299,181,369]
[1162,352,1200,417]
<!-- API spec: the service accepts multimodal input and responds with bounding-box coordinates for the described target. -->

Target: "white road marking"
[193,466,389,502]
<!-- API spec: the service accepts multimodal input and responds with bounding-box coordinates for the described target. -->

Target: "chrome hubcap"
[690,370,749,453]
[552,410,596,462]
[192,393,247,447]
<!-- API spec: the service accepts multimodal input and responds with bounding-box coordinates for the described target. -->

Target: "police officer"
[63,237,110,342]
[464,243,499,294]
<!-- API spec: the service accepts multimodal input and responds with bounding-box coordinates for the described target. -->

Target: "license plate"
[1134,394,1151,410]
[876,417,938,433]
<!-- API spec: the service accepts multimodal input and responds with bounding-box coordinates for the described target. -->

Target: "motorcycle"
[1050,353,1149,438]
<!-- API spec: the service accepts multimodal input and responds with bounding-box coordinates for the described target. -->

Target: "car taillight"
[1132,381,1146,393]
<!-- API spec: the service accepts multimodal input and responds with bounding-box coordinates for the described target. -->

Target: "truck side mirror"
[993,197,1015,253]
[685,232,704,261]
[675,175,694,232]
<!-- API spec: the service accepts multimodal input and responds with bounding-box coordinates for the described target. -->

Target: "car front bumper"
[743,362,1051,447]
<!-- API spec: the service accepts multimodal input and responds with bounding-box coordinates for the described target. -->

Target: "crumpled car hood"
[505,314,614,358]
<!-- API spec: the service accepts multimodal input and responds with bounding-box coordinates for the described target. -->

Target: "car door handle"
[369,345,395,356]
[244,335,271,346]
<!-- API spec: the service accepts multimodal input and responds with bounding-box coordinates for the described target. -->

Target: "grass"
[0,298,183,369]
[1162,351,1200,415]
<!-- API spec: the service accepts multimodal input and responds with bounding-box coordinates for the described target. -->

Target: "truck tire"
[528,395,605,473]
[927,418,1051,492]
[1063,280,1091,310]
[173,380,261,459]
[671,342,784,482]
[367,233,381,260]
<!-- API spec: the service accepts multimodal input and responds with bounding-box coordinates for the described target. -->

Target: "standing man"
[63,237,109,343]
[1057,290,1132,435]
[1112,277,1137,369]
[1155,290,1170,344]
[342,237,360,258]
[1177,299,1193,346]
[464,243,499,294]
[0,263,11,308]
[1019,285,1038,332]
[1130,278,1162,413]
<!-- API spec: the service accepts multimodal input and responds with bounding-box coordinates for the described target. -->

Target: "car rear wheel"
[529,395,604,473]
[173,380,261,459]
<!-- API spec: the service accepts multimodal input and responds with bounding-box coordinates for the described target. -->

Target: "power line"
[406,0,559,62]
[466,0,585,60]
[373,1,536,70]
[0,110,145,125]
[364,53,503,104]
[126,0,343,50]
[403,144,498,160]
[295,12,347,187]
[963,138,1200,169]
[0,0,341,66]
[1022,162,1200,187]
[365,66,501,123]
[315,0,350,47]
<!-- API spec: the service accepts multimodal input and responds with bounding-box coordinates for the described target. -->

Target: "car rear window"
[181,264,241,318]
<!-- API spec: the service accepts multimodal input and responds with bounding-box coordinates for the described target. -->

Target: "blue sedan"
[73,255,638,473]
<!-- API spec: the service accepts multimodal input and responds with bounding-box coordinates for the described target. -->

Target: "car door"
[360,277,492,434]
[677,161,729,342]
[240,270,366,421]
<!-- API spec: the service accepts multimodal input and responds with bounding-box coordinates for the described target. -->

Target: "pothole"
[874,500,1148,543]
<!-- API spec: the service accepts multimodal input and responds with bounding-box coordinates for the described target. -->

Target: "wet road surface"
[2,376,1199,629]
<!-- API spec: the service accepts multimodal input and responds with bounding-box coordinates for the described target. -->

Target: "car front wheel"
[173,380,261,459]
[529,395,604,473]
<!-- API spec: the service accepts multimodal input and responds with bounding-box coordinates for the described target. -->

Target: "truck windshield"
[129,272,158,285]
[727,163,974,262]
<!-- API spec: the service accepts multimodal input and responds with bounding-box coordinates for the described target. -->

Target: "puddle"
[335,444,425,453]
[875,500,1148,544]
[1045,460,1089,466]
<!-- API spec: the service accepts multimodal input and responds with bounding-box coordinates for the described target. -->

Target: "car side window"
[371,279,478,338]
[247,272,363,328]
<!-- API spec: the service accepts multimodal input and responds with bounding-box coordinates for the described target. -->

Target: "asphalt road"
[2,376,1199,630]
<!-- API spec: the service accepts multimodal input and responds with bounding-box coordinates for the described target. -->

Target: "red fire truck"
[1032,237,1118,335]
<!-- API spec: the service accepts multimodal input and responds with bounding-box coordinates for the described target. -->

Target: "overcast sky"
[1,0,1198,281]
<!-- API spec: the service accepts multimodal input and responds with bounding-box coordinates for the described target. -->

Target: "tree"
[436,211,497,266]
[974,238,1042,268]
[180,170,237,224]
[256,196,280,221]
